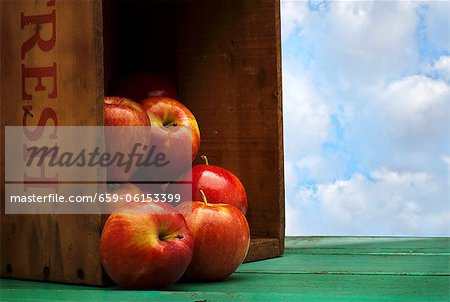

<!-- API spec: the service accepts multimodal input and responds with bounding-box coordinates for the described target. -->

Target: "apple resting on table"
[100,202,193,289]
[177,190,250,281]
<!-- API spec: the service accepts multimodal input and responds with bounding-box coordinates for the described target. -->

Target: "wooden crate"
[0,0,284,285]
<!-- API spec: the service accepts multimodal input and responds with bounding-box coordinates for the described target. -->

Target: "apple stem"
[164,121,177,128]
[200,155,209,165]
[199,189,209,205]
[160,233,184,241]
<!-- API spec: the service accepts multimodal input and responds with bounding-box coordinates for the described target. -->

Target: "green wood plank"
[238,250,450,275]
[1,274,449,302]
[238,237,450,276]
[1,237,449,301]
[286,237,450,255]
[2,291,447,302]
[1,291,448,302]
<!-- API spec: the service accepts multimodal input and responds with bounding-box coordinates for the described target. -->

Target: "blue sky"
[281,0,450,236]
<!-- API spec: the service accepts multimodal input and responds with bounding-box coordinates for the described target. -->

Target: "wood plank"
[0,290,447,302]
[285,237,450,255]
[1,274,448,301]
[245,238,282,262]
[1,0,105,285]
[242,237,450,275]
[238,251,450,276]
[0,0,5,287]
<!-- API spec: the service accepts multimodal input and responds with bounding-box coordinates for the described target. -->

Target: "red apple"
[177,191,250,281]
[104,96,150,181]
[135,96,200,181]
[100,202,193,289]
[114,73,178,101]
[174,156,247,214]
[104,96,150,127]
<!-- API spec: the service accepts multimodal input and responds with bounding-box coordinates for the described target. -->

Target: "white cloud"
[281,0,309,40]
[295,154,345,183]
[284,159,297,187]
[302,1,420,86]
[314,168,449,236]
[349,75,450,172]
[282,68,331,160]
[444,156,450,168]
[286,166,450,236]
[285,199,304,235]
[433,56,450,81]
[378,75,449,138]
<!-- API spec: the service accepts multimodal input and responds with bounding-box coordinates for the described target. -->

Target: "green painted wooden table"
[1,237,449,301]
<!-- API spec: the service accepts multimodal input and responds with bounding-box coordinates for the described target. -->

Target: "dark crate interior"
[102,0,284,262]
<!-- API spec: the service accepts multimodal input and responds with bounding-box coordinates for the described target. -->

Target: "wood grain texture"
[1,237,448,301]
[239,252,450,276]
[1,0,105,285]
[1,275,449,302]
[286,236,450,254]
[175,0,284,257]
[0,0,4,289]
[245,238,282,262]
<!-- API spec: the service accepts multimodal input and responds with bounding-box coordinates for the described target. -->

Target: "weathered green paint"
[1,237,449,301]
[286,236,450,252]
[238,251,450,276]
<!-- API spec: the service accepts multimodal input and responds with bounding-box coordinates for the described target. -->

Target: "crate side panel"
[1,0,105,285]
